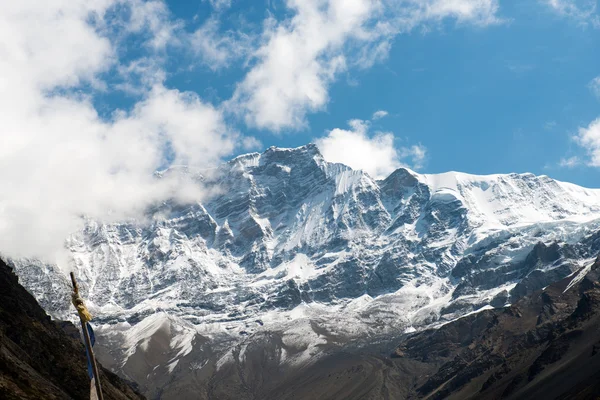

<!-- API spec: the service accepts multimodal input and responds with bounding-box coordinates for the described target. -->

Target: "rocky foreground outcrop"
[0,258,145,400]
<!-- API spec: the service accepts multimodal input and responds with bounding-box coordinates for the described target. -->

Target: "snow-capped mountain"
[9,144,600,398]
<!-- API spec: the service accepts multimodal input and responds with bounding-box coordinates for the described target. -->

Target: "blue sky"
[91,0,600,186]
[2,0,600,258]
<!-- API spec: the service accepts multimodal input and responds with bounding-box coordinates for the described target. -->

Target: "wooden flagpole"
[70,272,104,400]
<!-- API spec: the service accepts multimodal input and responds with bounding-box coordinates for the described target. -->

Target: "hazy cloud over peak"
[315,119,426,178]
[0,1,240,262]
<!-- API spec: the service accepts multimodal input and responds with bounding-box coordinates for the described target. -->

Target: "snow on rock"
[8,144,600,379]
[564,258,597,293]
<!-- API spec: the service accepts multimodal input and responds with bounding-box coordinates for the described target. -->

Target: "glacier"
[8,144,600,398]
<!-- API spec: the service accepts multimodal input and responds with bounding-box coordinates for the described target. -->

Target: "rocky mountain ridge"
[390,255,600,399]
[234,255,600,399]
[9,144,600,398]
[0,257,145,400]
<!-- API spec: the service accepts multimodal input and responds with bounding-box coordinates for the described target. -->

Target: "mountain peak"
[260,143,323,164]
[10,144,600,399]
[264,143,321,154]
[226,144,323,173]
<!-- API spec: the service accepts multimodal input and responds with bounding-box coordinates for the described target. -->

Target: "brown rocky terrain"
[200,255,600,400]
[390,255,600,400]
[0,258,146,400]
[5,251,600,400]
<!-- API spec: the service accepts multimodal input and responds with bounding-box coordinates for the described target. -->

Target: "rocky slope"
[230,254,600,400]
[8,144,600,398]
[0,258,145,400]
[391,254,600,399]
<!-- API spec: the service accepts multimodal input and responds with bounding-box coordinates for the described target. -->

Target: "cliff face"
[391,255,600,400]
[214,257,600,400]
[0,258,145,400]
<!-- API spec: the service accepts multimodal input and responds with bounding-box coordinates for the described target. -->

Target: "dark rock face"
[0,258,145,400]
[95,258,600,400]
[388,256,600,400]
[187,257,600,400]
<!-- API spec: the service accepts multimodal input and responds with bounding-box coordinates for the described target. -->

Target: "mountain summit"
[10,145,600,398]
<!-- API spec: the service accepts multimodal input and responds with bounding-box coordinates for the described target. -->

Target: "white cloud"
[401,144,427,169]
[559,156,581,168]
[0,0,497,262]
[229,0,372,131]
[315,119,426,178]
[0,1,241,262]
[402,0,502,26]
[115,57,167,95]
[230,0,502,132]
[209,0,233,10]
[574,117,600,166]
[543,0,600,27]
[355,39,393,69]
[372,110,389,120]
[122,1,249,71]
[356,0,503,65]
[0,1,116,91]
[190,18,252,70]
[126,0,183,50]
[102,1,250,74]
[589,76,600,98]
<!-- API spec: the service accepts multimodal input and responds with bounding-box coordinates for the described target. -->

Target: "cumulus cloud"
[0,0,500,262]
[0,1,241,262]
[372,110,389,120]
[315,119,426,178]
[573,117,600,166]
[230,0,502,132]
[229,0,373,131]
